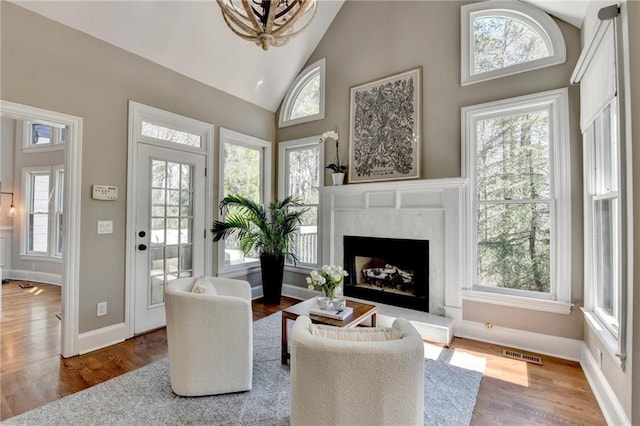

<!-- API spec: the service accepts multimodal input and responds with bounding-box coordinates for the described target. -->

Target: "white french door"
[127,101,213,336]
[134,143,205,333]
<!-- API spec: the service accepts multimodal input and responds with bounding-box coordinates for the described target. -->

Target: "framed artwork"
[348,67,422,184]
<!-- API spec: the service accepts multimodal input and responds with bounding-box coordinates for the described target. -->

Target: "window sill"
[217,264,260,279]
[462,290,573,314]
[284,264,316,274]
[20,254,63,263]
[581,308,624,369]
[22,144,65,153]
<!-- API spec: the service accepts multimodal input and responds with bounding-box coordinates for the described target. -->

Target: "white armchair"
[290,315,425,426]
[164,276,253,396]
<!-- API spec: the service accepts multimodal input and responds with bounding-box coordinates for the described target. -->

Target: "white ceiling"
[11,1,587,112]
[12,0,345,112]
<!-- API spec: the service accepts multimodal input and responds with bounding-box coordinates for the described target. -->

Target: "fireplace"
[343,236,429,312]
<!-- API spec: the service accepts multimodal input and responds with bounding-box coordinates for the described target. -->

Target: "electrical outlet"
[97,302,107,316]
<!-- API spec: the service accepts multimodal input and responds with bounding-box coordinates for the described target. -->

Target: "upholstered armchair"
[289,315,425,426]
[164,276,253,396]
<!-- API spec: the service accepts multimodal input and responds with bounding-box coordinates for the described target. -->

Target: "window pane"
[477,202,550,293]
[223,142,262,266]
[293,206,318,265]
[32,124,52,145]
[476,111,550,200]
[473,16,549,74]
[32,175,50,212]
[594,199,616,318]
[223,143,262,201]
[288,147,320,204]
[141,121,201,148]
[290,73,320,120]
[595,99,618,193]
[29,213,49,252]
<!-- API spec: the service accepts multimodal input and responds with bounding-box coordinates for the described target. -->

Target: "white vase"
[332,172,345,186]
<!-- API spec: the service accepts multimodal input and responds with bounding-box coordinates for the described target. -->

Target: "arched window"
[279,58,325,127]
[461,1,566,85]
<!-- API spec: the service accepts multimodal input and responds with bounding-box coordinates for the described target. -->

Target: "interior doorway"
[0,100,83,358]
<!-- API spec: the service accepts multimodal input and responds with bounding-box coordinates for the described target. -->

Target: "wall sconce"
[1,192,16,217]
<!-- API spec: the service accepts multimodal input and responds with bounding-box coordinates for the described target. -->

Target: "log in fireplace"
[343,236,429,312]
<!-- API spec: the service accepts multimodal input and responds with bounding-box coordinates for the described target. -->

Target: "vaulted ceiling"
[10,1,588,112]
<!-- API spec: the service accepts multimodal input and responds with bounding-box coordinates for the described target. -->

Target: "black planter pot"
[260,254,285,304]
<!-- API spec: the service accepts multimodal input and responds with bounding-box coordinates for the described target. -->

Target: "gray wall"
[0,118,15,228]
[277,0,584,340]
[1,2,275,333]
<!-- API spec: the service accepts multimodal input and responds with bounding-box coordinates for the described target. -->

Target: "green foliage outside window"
[476,111,551,293]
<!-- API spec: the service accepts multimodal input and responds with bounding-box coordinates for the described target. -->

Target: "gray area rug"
[3,312,485,425]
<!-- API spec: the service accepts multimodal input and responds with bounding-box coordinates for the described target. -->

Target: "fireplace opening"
[343,236,429,312]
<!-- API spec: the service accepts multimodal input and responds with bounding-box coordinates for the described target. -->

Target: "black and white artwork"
[348,67,421,183]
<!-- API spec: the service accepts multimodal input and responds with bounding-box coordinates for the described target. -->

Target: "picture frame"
[348,67,422,184]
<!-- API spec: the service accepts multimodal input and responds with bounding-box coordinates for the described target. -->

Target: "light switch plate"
[97,220,113,234]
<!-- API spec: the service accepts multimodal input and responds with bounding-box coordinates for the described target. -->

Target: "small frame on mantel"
[348,66,422,184]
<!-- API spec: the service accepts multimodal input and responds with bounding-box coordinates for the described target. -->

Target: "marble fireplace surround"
[320,177,467,337]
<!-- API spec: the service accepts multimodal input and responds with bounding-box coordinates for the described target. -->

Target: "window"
[141,121,202,148]
[462,89,571,313]
[279,58,325,128]
[461,1,566,85]
[278,137,323,267]
[573,10,626,367]
[23,120,67,149]
[23,166,64,258]
[219,128,272,271]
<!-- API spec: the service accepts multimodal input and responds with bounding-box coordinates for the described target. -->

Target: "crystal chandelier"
[217,0,318,50]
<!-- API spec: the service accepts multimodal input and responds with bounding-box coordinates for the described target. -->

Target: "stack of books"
[309,306,353,320]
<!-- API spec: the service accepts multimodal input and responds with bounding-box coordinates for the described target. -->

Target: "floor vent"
[502,349,543,365]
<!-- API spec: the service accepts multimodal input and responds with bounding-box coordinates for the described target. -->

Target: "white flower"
[320,130,339,143]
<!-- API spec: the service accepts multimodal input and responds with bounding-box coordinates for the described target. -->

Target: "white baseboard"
[282,283,310,300]
[251,285,265,300]
[580,343,630,426]
[6,269,62,286]
[78,322,128,355]
[458,319,583,361]
[251,283,309,301]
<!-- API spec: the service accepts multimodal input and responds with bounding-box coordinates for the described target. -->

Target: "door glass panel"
[147,159,196,307]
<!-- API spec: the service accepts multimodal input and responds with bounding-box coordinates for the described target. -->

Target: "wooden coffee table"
[281,297,377,364]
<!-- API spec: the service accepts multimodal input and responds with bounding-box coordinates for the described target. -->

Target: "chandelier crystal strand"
[217,0,318,50]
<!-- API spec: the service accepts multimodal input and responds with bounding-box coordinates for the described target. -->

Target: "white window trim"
[54,165,64,258]
[278,135,325,270]
[278,58,325,128]
[132,103,209,155]
[461,1,566,85]
[22,120,66,152]
[21,164,64,260]
[461,88,572,314]
[218,127,272,275]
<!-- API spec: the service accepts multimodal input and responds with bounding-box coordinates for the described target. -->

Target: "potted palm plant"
[210,194,307,304]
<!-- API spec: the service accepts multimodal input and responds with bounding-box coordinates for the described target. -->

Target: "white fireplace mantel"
[319,177,468,321]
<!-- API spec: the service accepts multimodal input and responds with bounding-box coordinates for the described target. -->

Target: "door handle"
[138,244,147,251]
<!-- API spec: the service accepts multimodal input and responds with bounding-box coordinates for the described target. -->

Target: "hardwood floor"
[1,280,605,424]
